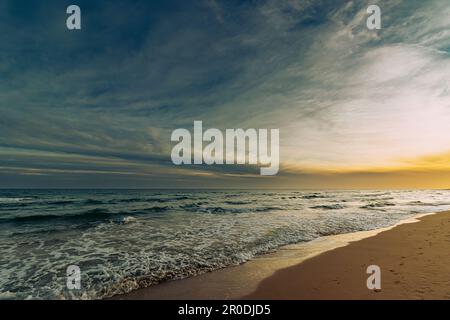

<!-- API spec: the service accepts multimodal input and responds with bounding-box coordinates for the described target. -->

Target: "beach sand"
[246,211,450,300]
[113,211,450,300]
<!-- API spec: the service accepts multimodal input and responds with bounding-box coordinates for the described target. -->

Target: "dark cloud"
[0,0,449,188]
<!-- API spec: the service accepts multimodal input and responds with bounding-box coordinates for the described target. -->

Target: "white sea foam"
[0,197,32,203]
[1,189,449,299]
[122,216,137,224]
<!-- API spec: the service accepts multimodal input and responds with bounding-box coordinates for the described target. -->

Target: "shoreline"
[246,210,450,299]
[112,211,448,300]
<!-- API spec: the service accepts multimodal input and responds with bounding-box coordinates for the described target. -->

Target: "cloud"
[0,0,449,188]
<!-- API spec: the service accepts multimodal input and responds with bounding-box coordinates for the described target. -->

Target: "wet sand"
[113,211,450,300]
[246,211,450,300]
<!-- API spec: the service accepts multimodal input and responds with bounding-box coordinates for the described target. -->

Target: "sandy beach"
[113,210,450,300]
[246,210,450,299]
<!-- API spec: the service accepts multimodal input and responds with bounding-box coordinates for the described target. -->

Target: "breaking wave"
[1,189,450,299]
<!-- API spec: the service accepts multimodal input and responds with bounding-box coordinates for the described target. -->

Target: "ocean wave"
[3,189,450,300]
[362,197,395,202]
[0,206,170,224]
[122,216,138,224]
[0,202,30,209]
[310,204,346,210]
[109,198,143,204]
[137,206,170,213]
[224,194,242,198]
[361,201,396,209]
[180,204,282,214]
[407,201,450,206]
[407,201,434,206]
[0,197,33,203]
[109,198,177,204]
[44,200,76,206]
[357,192,392,198]
[84,199,104,205]
[301,193,329,199]
[197,207,242,214]
[0,199,77,209]
[224,200,252,205]
[254,206,283,212]
[0,209,112,224]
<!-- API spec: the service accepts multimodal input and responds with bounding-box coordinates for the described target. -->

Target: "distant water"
[1,189,449,299]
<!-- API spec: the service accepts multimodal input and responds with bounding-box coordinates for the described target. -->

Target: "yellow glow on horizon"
[282,150,450,175]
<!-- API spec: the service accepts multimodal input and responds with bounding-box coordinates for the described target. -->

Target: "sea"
[1,189,449,299]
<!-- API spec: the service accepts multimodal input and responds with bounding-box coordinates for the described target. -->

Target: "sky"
[0,0,450,189]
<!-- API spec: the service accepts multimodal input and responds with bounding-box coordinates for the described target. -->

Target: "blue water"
[1,189,449,299]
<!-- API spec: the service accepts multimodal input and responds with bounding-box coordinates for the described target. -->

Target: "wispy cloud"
[0,0,449,188]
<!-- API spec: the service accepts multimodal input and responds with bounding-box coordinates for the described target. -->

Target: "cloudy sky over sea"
[1,0,450,188]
